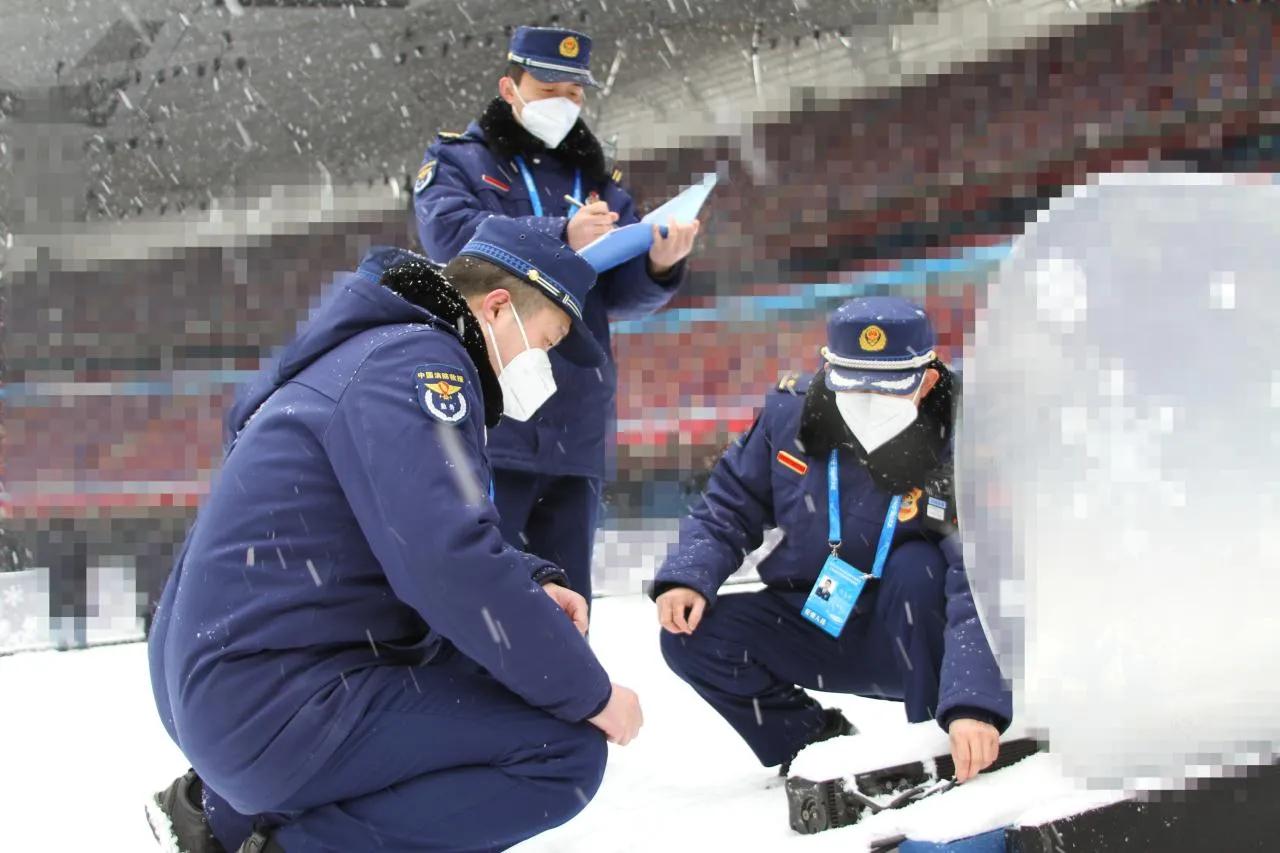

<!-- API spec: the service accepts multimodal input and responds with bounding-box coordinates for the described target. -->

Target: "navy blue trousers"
[203,648,607,853]
[492,469,601,604]
[660,539,948,767]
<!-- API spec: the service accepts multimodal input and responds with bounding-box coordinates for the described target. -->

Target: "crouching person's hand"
[656,587,706,635]
[541,582,589,635]
[948,718,1000,783]
[589,684,644,745]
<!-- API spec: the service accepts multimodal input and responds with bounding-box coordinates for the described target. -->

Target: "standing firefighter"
[146,219,642,853]
[413,26,699,606]
[654,297,1011,778]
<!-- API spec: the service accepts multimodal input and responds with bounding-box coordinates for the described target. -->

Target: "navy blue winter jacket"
[148,247,612,813]
[654,370,1012,730]
[413,98,686,479]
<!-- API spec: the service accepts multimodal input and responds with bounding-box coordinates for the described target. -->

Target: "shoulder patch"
[413,160,437,194]
[611,168,623,183]
[415,363,469,424]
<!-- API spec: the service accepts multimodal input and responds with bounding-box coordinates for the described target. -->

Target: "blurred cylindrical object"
[959,172,1280,789]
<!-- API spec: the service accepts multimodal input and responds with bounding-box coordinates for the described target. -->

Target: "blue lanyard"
[513,156,582,218]
[827,449,902,579]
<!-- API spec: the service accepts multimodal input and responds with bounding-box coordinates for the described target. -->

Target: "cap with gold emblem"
[507,26,599,87]
[822,296,937,396]
[456,216,603,367]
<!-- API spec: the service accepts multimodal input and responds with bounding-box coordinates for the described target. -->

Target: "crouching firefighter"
[146,217,643,853]
[653,296,1012,779]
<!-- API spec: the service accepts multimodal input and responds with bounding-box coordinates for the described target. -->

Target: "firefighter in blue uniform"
[413,26,700,606]
[146,218,643,853]
[654,297,1012,780]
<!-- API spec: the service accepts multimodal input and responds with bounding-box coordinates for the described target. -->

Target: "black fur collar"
[380,261,504,428]
[477,97,610,185]
[797,363,956,494]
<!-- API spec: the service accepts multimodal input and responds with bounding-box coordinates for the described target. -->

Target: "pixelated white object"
[0,570,49,652]
[959,172,1280,790]
[2,585,24,608]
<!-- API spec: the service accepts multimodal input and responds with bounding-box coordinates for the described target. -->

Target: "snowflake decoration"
[2,585,24,608]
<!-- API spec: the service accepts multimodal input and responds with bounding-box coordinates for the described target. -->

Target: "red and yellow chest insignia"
[776,450,809,477]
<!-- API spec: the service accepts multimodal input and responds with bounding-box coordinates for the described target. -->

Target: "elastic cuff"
[649,581,681,602]
[582,686,612,722]
[532,564,568,587]
[650,577,717,607]
[647,257,685,284]
[939,705,1007,734]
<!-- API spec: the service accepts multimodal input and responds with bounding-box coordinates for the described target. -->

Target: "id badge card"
[801,553,869,638]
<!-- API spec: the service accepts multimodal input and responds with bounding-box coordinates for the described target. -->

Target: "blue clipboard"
[577,173,717,272]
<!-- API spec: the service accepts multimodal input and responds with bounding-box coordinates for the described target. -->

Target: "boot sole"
[144,795,183,853]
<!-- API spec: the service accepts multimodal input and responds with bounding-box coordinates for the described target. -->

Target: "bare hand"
[648,217,700,276]
[542,582,589,636]
[948,718,1000,783]
[656,587,707,635]
[566,200,618,250]
[588,684,644,745]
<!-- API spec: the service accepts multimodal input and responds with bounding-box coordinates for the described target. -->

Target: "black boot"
[238,830,286,853]
[145,769,227,853]
[779,707,857,776]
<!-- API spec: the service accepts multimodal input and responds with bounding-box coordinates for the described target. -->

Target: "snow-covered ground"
[0,593,1109,852]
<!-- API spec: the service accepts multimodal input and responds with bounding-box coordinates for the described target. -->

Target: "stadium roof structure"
[1,0,1133,272]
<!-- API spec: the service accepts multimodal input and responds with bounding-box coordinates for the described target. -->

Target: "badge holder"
[801,450,902,639]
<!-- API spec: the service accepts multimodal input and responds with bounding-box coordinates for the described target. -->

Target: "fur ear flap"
[381,259,453,305]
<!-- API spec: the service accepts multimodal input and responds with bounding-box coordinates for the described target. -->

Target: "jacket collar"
[474,97,609,185]
[797,363,955,494]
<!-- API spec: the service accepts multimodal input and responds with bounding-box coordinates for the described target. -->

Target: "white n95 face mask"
[513,88,581,149]
[835,388,921,453]
[487,303,557,422]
